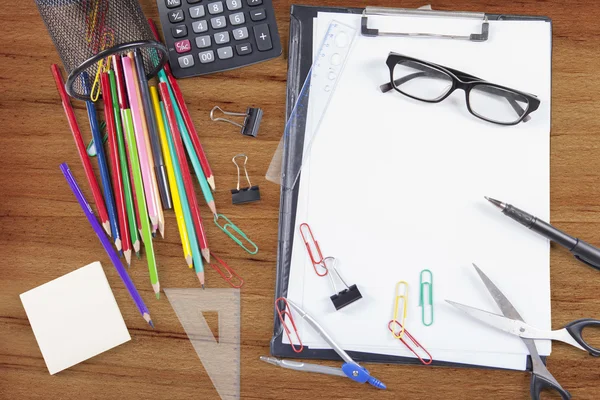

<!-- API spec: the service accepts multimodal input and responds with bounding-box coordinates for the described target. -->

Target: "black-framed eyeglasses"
[380,53,541,125]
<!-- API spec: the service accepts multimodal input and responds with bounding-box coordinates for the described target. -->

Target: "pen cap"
[35,0,167,100]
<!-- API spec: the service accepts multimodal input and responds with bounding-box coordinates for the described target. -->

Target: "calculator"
[155,0,282,79]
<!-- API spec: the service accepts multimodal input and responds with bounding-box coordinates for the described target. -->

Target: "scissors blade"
[472,263,525,322]
[446,300,529,337]
[286,299,355,365]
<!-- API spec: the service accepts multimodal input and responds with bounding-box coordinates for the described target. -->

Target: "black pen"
[485,196,600,271]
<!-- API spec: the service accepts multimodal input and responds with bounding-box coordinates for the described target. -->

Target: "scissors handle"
[530,374,571,400]
[565,319,600,357]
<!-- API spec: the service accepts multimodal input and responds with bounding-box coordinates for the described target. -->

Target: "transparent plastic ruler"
[165,288,240,400]
[266,20,357,189]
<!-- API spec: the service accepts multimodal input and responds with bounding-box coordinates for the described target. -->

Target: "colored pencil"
[81,72,121,252]
[149,18,215,191]
[128,52,164,238]
[108,68,140,257]
[150,86,193,268]
[122,57,160,298]
[50,65,111,237]
[122,56,160,235]
[60,163,154,327]
[160,82,208,287]
[101,72,132,266]
[133,49,172,212]
[157,70,217,216]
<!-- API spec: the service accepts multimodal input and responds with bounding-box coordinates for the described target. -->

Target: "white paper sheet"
[20,262,131,374]
[284,12,552,371]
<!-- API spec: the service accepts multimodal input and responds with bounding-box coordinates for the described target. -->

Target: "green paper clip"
[86,121,108,157]
[419,269,433,326]
[214,214,258,255]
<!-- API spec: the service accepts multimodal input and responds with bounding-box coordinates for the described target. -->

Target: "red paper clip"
[299,223,328,277]
[388,320,433,365]
[275,297,303,353]
[209,252,244,288]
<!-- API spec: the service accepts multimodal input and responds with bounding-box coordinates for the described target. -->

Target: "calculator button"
[175,39,192,53]
[199,50,215,63]
[171,25,187,38]
[187,0,201,3]
[166,0,181,9]
[217,46,234,59]
[195,35,212,48]
[235,43,252,55]
[168,9,185,23]
[189,5,205,18]
[178,55,195,68]
[192,20,208,33]
[247,0,262,5]
[232,27,248,40]
[229,12,245,25]
[211,16,227,29]
[250,8,266,21]
[208,1,224,14]
[226,0,242,10]
[214,31,230,44]
[253,24,272,51]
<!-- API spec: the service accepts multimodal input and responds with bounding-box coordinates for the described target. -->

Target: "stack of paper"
[284,12,552,370]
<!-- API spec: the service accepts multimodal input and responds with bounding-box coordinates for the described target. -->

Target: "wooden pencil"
[50,65,111,237]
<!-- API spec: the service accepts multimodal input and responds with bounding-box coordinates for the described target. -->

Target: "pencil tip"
[103,221,112,237]
[201,248,211,264]
[149,320,155,329]
[207,176,216,191]
[202,284,205,290]
[124,250,132,266]
[208,201,217,216]
[155,292,160,299]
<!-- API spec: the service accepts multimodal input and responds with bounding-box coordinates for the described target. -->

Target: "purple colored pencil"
[60,163,154,328]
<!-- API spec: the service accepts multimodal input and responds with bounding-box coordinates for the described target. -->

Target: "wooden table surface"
[1,0,600,399]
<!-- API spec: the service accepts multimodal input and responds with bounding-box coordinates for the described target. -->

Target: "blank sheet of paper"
[284,12,551,370]
[20,261,131,375]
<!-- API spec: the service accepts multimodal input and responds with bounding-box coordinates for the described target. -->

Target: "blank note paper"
[20,261,131,375]
[284,12,552,370]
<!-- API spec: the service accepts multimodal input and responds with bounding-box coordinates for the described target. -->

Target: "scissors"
[446,264,600,400]
[261,299,386,390]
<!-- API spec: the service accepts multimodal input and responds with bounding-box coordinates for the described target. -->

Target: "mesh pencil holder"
[35,0,168,101]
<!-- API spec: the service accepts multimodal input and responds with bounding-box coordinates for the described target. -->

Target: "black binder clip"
[231,154,260,205]
[323,257,362,310]
[210,106,263,137]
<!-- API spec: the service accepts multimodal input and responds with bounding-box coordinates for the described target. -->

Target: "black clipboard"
[271,4,552,370]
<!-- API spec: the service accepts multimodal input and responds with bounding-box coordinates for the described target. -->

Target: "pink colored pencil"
[121,56,159,232]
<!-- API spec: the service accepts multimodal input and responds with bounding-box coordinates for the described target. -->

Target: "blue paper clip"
[214,213,258,254]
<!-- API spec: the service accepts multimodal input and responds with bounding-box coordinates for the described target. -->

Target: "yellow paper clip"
[391,281,409,339]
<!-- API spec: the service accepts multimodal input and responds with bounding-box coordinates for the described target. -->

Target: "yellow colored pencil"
[150,86,193,267]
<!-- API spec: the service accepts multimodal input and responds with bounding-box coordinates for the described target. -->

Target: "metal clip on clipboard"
[361,6,489,42]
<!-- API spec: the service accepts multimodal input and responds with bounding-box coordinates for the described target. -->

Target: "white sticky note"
[20,262,131,374]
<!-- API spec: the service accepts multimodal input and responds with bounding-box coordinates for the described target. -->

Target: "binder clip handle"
[210,106,262,137]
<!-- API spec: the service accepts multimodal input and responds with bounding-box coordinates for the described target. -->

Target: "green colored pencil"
[160,101,204,276]
[158,70,216,217]
[122,108,160,298]
[109,71,140,259]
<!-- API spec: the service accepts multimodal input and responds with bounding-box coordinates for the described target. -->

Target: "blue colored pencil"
[60,162,153,327]
[81,72,121,253]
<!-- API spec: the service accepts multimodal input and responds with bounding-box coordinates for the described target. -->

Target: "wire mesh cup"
[35,0,167,100]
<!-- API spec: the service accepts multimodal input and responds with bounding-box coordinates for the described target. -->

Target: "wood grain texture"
[1,0,600,399]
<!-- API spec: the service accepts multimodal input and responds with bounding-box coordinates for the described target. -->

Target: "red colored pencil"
[51,64,111,237]
[159,82,210,284]
[100,72,132,266]
[149,19,215,191]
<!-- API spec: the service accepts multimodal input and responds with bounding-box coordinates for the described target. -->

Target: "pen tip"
[484,196,505,210]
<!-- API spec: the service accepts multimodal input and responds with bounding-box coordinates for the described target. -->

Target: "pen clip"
[574,255,600,271]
